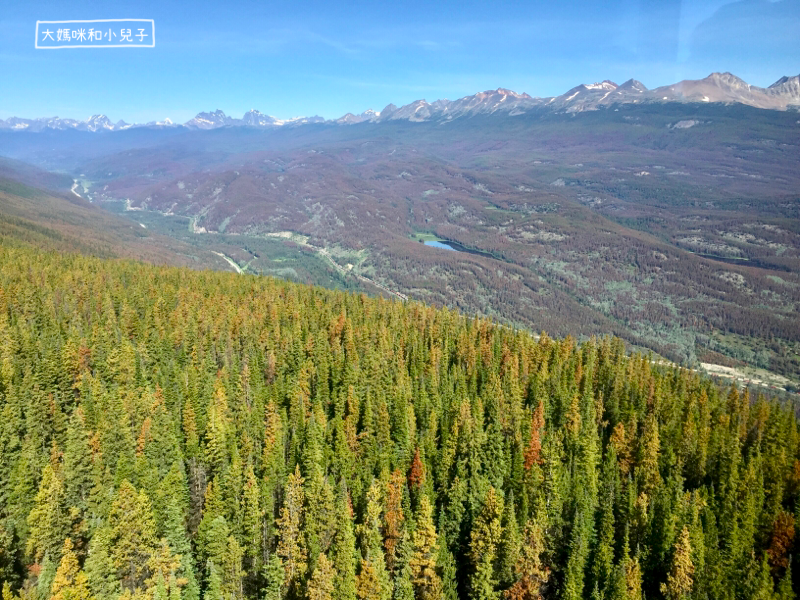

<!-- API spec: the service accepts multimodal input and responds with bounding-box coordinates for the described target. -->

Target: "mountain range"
[3,72,798,133]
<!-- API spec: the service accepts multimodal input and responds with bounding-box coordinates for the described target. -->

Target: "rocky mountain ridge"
[3,72,798,132]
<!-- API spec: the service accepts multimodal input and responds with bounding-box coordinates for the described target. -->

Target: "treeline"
[0,243,799,600]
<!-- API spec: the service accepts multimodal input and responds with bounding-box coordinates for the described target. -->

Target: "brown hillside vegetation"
[0,176,231,269]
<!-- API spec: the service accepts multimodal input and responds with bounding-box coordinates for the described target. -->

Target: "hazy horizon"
[2,0,799,122]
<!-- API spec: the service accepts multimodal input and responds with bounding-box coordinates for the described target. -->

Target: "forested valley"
[1,242,799,600]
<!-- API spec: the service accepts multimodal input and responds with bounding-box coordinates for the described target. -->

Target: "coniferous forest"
[1,243,799,600]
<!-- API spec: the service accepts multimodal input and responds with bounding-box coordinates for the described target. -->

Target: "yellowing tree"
[470,488,504,600]
[505,521,549,600]
[276,466,307,593]
[409,496,442,600]
[51,538,94,600]
[661,527,694,600]
[307,553,335,600]
[109,481,159,594]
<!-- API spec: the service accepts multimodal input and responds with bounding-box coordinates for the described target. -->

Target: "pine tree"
[498,492,520,588]
[84,525,121,600]
[205,563,224,600]
[276,466,307,594]
[50,538,94,600]
[523,401,544,472]
[201,516,230,574]
[261,554,284,600]
[26,462,69,564]
[62,408,95,519]
[660,526,693,600]
[182,399,199,459]
[220,536,245,600]
[745,555,775,600]
[108,480,159,594]
[356,481,391,600]
[241,463,262,571]
[622,552,642,600]
[152,572,168,600]
[775,562,793,600]
[766,511,795,574]
[437,544,459,600]
[154,462,191,557]
[393,562,415,600]
[36,554,58,600]
[168,573,182,600]
[1,582,13,600]
[331,483,357,600]
[205,378,231,474]
[307,553,335,600]
[639,416,661,493]
[410,496,442,600]
[592,448,617,597]
[356,556,392,600]
[504,520,548,600]
[408,448,426,492]
[470,487,504,600]
[384,469,406,573]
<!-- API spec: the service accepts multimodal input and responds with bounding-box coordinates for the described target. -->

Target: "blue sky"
[1,0,798,122]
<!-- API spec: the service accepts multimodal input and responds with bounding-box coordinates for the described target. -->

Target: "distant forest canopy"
[0,242,799,600]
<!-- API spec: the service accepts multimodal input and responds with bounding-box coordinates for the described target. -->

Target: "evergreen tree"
[437,543,459,600]
[775,562,793,600]
[331,483,357,600]
[241,463,262,572]
[384,469,406,573]
[504,520,548,600]
[660,526,693,600]
[261,554,284,600]
[498,492,520,588]
[410,496,442,600]
[26,462,69,564]
[206,563,224,600]
[470,488,504,600]
[62,408,95,521]
[356,481,391,600]
[307,553,335,600]
[50,538,94,600]
[108,480,159,594]
[84,526,121,600]
[276,466,307,595]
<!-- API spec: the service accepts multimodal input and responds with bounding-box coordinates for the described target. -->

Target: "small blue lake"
[423,239,495,258]
[424,240,457,251]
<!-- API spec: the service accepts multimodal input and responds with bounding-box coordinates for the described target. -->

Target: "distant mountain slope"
[1,99,798,381]
[0,157,73,193]
[0,168,227,268]
[3,72,798,133]
[55,101,796,379]
[648,72,799,110]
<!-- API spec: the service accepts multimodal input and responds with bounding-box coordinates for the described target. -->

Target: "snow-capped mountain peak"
[3,72,799,134]
[617,79,647,93]
[85,114,115,131]
[185,109,235,129]
[242,110,279,127]
[583,80,618,91]
[765,74,800,103]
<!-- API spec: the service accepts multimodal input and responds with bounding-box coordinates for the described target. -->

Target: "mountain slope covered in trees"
[0,242,799,600]
[5,103,798,379]
[0,174,229,269]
